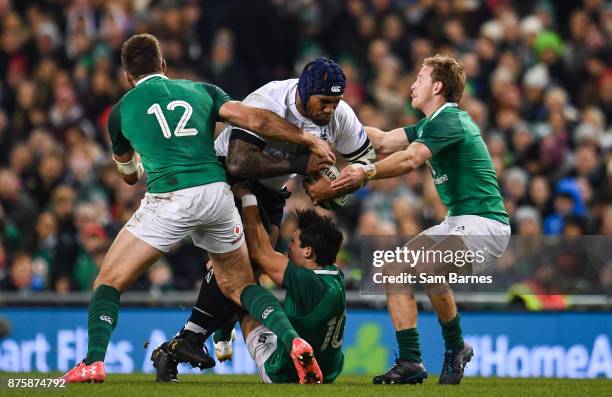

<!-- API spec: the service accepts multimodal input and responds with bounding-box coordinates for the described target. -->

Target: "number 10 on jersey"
[147,100,199,138]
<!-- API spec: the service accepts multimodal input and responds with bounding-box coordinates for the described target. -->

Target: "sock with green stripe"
[85,285,120,364]
[240,284,298,350]
[396,328,422,363]
[440,314,465,351]
[213,321,235,343]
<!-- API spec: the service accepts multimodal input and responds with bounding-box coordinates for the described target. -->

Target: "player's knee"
[216,277,244,305]
[94,266,127,293]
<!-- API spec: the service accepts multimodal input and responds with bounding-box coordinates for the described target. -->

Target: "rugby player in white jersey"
[151,58,376,382]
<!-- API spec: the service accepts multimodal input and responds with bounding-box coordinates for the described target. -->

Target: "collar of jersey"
[135,73,168,86]
[429,102,458,121]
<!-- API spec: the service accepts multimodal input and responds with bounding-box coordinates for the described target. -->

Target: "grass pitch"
[1,374,610,397]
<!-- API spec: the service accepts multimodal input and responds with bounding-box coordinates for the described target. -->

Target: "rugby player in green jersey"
[332,54,511,385]
[232,183,345,384]
[62,34,335,384]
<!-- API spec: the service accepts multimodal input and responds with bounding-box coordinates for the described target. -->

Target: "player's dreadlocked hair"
[423,54,466,103]
[296,209,343,266]
[121,33,163,80]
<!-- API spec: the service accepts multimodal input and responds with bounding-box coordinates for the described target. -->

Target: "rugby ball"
[305,164,348,210]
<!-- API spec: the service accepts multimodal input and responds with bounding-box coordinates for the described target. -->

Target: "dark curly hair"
[296,209,343,266]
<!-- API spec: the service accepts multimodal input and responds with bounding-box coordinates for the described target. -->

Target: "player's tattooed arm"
[226,138,292,179]
[226,132,329,179]
[218,101,335,163]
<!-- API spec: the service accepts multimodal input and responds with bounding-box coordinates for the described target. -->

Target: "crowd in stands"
[0,0,609,294]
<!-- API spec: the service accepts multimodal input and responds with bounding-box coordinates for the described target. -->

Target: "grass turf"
[1,374,610,397]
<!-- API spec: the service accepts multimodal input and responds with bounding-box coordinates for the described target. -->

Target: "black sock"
[185,267,237,339]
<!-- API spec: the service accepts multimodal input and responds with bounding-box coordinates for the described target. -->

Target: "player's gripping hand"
[304,135,335,165]
[305,153,332,175]
[303,176,337,206]
[331,164,366,192]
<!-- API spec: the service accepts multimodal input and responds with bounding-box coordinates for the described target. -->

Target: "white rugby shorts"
[125,182,244,253]
[420,215,511,274]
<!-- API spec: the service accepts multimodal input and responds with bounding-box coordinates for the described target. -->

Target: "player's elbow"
[371,135,387,153]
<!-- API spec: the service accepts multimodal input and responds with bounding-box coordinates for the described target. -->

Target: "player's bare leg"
[154,226,281,379]
[210,243,322,384]
[415,236,474,385]
[373,234,435,385]
[209,243,256,304]
[387,293,418,330]
[63,228,164,383]
[94,228,164,291]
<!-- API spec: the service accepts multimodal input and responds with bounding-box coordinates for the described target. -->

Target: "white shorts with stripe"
[125,182,244,254]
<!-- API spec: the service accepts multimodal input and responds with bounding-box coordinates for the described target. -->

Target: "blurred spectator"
[544,178,586,235]
[0,252,33,291]
[0,0,609,294]
[515,206,542,236]
[72,222,108,291]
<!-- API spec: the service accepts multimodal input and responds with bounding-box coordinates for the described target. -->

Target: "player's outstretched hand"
[331,165,366,191]
[231,182,252,199]
[306,136,335,165]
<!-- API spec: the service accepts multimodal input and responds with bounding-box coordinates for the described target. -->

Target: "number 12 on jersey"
[147,100,199,138]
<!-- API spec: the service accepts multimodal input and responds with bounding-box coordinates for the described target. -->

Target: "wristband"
[241,194,258,207]
[361,163,377,180]
[113,153,142,176]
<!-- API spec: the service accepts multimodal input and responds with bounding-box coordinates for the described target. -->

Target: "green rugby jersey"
[265,261,346,383]
[404,103,509,224]
[108,74,229,193]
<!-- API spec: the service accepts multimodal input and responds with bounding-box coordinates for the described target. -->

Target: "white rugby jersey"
[214,78,370,192]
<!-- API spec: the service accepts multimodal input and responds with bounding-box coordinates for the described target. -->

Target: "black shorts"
[217,156,289,233]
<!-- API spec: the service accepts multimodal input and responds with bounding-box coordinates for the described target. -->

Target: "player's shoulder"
[333,100,357,119]
[428,103,463,125]
[330,100,360,131]
[315,266,346,299]
[423,104,465,133]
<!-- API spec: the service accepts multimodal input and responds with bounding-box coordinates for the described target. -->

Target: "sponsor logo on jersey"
[261,306,274,320]
[331,85,342,93]
[433,174,449,185]
[99,315,113,325]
